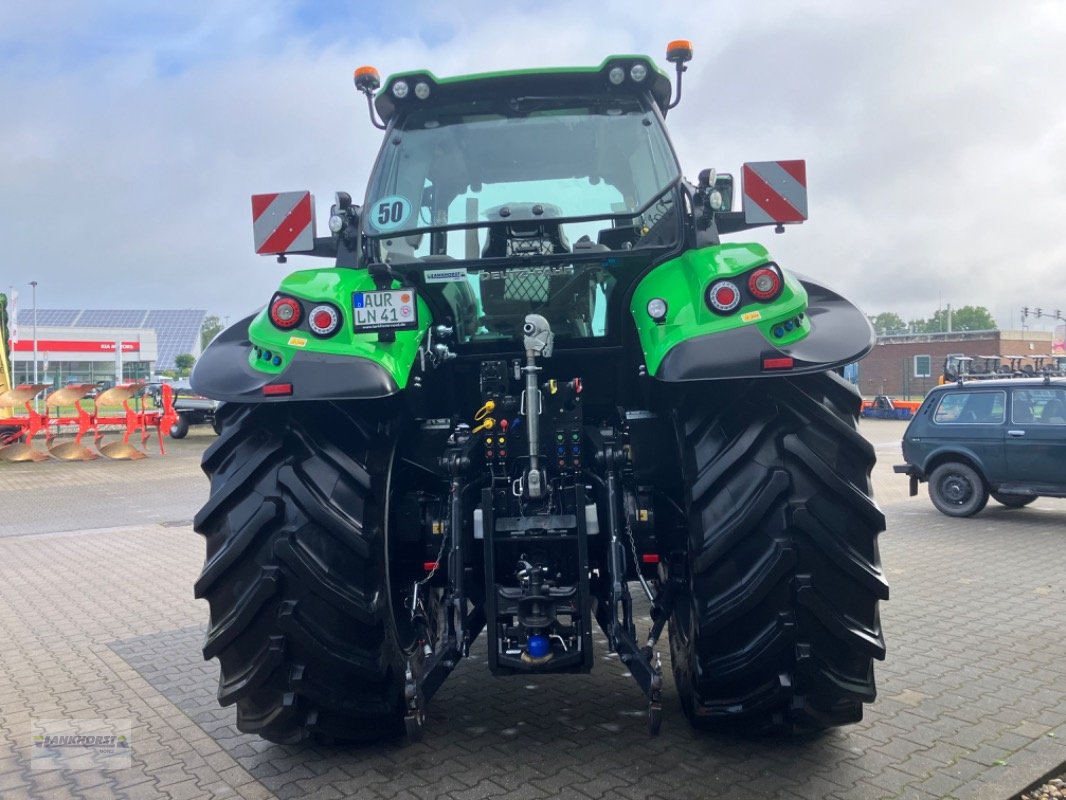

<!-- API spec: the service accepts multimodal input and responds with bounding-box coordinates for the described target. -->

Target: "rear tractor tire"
[193,401,412,743]
[669,371,888,733]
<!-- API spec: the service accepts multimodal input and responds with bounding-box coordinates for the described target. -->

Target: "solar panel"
[13,308,207,371]
[15,309,80,326]
[77,309,149,328]
[144,310,206,370]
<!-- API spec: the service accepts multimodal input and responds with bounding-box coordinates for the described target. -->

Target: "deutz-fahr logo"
[479,265,574,281]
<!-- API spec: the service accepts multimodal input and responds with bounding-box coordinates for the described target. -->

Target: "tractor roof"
[373,55,673,125]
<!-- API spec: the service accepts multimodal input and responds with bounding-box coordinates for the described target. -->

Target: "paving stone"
[2,421,1066,800]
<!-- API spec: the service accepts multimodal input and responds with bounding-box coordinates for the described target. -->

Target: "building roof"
[16,308,205,371]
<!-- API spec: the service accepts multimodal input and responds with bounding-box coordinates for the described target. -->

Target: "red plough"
[0,383,178,462]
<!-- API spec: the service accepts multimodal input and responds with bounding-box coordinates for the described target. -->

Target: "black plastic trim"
[190,314,400,403]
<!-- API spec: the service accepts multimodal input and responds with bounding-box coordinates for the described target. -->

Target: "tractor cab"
[355,60,684,350]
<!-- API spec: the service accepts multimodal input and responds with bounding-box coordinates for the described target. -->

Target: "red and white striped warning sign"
[742,161,808,225]
[252,191,315,254]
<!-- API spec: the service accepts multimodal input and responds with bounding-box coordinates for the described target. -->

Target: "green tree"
[174,353,195,376]
[926,305,997,332]
[201,314,224,350]
[869,312,907,335]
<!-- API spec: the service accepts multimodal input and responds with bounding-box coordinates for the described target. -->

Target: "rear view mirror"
[697,169,733,212]
[711,174,733,212]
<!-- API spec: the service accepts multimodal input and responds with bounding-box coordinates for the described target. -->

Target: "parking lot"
[1,419,1065,799]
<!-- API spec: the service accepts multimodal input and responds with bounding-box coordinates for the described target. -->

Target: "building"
[11,309,205,387]
[859,329,1056,398]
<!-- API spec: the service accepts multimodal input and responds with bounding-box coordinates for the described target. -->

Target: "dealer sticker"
[741,310,762,322]
[352,289,418,332]
[424,267,468,283]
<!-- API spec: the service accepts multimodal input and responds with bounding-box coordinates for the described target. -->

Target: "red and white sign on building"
[742,160,808,225]
[12,340,140,353]
[252,191,316,254]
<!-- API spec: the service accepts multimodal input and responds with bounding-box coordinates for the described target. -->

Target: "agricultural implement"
[0,383,177,462]
[941,353,1066,384]
[860,395,921,420]
[191,42,888,743]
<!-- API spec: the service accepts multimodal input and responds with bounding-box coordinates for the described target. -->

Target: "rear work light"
[748,266,783,301]
[706,280,741,314]
[269,296,302,329]
[308,303,341,337]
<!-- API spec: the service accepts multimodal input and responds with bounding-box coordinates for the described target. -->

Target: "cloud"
[2,0,1064,333]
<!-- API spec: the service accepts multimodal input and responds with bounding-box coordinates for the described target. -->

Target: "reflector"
[762,357,795,370]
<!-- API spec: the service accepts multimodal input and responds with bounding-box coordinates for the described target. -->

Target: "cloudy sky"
[2,0,1064,332]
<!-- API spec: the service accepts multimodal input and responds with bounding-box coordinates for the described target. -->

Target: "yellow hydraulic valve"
[472,417,496,434]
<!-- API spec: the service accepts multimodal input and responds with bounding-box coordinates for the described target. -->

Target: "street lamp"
[29,280,38,384]
[29,280,38,411]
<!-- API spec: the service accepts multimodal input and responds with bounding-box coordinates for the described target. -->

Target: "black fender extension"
[190,313,399,403]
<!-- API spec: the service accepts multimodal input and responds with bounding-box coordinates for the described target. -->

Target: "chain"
[625,499,655,603]
[416,530,449,588]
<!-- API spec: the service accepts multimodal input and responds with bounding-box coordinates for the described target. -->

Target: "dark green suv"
[894,377,1066,516]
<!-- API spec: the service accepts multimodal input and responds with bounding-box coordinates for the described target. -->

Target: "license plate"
[351,289,419,332]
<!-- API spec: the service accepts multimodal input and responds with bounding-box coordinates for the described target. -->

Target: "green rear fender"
[191,268,430,403]
[247,269,430,385]
[631,244,808,375]
[630,243,874,381]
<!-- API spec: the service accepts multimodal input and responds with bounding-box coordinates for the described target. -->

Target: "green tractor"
[191,42,888,743]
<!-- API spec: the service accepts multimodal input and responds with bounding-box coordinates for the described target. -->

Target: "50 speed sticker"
[368,195,412,232]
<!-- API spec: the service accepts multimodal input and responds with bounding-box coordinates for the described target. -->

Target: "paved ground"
[1,420,1065,799]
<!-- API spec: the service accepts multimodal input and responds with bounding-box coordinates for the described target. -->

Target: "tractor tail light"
[749,266,783,301]
[706,280,741,314]
[269,296,302,329]
[308,304,341,337]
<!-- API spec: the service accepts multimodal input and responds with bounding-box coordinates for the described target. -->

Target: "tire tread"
[671,373,887,733]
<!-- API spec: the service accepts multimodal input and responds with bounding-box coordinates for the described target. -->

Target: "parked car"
[895,377,1066,516]
[169,381,220,439]
[87,380,114,399]
[135,382,165,406]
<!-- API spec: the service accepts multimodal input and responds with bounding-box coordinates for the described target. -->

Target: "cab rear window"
[932,391,1006,424]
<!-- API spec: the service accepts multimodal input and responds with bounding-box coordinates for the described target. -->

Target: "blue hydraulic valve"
[527,634,550,659]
